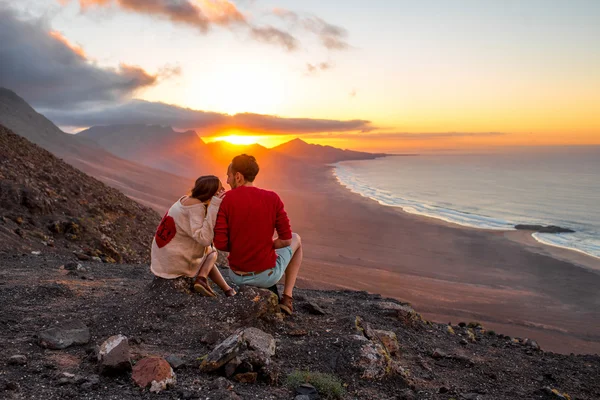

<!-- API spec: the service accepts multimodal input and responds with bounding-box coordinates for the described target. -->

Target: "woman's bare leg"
[197,251,233,293]
[283,233,303,298]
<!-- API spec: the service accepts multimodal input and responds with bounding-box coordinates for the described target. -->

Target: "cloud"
[72,0,246,32]
[64,0,301,51]
[304,132,507,141]
[43,99,374,135]
[305,62,332,75]
[0,6,161,109]
[250,26,298,51]
[273,9,350,51]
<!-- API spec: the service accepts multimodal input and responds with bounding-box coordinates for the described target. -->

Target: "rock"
[97,334,131,374]
[91,256,102,262]
[447,325,455,335]
[211,377,234,390]
[467,329,476,342]
[432,349,447,359]
[439,386,449,393]
[523,338,541,350]
[304,300,326,315]
[8,355,27,366]
[64,262,81,271]
[201,327,276,380]
[132,357,176,393]
[38,320,90,349]
[233,287,280,321]
[75,252,91,261]
[515,224,574,233]
[201,332,245,372]
[460,338,468,346]
[224,357,242,377]
[165,354,186,369]
[296,383,320,399]
[233,372,257,383]
[357,341,392,380]
[373,330,400,355]
[31,251,41,255]
[80,375,100,390]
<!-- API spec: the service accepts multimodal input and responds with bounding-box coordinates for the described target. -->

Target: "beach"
[275,164,600,355]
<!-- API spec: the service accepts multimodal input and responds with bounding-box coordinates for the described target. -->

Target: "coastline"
[278,164,600,355]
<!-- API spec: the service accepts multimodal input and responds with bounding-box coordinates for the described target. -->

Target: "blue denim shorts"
[227,246,293,288]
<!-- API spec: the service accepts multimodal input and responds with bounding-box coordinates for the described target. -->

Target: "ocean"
[334,147,600,259]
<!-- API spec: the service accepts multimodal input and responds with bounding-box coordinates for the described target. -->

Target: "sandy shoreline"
[276,164,600,355]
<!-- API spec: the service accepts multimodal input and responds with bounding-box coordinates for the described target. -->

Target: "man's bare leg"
[283,233,303,298]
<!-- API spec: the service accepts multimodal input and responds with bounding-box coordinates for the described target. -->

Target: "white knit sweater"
[150,195,222,279]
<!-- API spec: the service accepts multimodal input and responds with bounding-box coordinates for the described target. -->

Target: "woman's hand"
[215,188,227,199]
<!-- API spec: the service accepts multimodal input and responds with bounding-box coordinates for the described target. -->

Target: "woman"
[150,175,235,297]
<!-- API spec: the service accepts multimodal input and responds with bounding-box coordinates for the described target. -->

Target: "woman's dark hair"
[190,175,221,202]
[231,154,259,182]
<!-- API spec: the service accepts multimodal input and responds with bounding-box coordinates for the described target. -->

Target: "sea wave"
[333,163,600,259]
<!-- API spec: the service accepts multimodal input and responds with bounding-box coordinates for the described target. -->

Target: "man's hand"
[273,238,292,249]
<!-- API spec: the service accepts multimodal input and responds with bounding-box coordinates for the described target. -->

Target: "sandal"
[279,294,294,315]
[193,276,216,297]
[224,288,237,297]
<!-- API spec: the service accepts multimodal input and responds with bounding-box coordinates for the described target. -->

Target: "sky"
[1,0,599,152]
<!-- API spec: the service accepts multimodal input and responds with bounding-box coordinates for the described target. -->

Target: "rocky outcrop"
[0,124,160,262]
[514,224,575,233]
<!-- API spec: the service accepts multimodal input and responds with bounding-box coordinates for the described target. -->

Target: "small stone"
[165,354,186,369]
[233,372,257,384]
[98,334,131,374]
[210,377,234,390]
[431,349,446,359]
[8,355,27,366]
[296,383,320,399]
[91,256,102,262]
[64,262,81,271]
[304,300,326,315]
[39,320,90,349]
[446,325,455,335]
[460,338,468,346]
[31,251,41,255]
[132,357,176,393]
[75,252,91,261]
[439,386,449,393]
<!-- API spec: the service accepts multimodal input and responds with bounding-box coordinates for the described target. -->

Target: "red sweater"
[214,186,292,272]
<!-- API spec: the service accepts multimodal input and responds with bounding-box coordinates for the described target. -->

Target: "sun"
[208,135,261,146]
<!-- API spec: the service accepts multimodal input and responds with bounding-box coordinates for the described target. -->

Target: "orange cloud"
[49,30,87,59]
[69,0,246,32]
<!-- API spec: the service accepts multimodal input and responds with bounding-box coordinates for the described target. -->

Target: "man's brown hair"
[231,154,259,182]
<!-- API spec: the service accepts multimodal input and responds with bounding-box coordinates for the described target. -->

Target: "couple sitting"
[150,154,302,315]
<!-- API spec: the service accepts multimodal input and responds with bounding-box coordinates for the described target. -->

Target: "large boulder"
[132,357,176,393]
[38,320,90,349]
[98,335,131,374]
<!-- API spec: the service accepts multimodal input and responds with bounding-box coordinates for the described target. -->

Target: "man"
[213,154,302,315]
